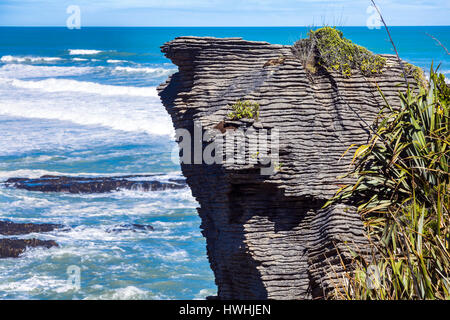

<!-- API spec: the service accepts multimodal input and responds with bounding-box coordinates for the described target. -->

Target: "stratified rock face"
[158,36,414,299]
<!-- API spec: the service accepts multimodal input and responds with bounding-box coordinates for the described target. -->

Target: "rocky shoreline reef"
[4,175,186,193]
[1,174,177,258]
[0,221,60,258]
[0,219,155,259]
[158,28,422,299]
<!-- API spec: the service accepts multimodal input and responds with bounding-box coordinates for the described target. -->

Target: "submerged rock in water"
[106,223,154,233]
[5,175,186,194]
[0,220,63,236]
[0,238,58,258]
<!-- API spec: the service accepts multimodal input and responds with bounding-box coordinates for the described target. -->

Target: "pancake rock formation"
[158,36,417,299]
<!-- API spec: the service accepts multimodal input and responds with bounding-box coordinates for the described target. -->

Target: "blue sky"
[0,0,448,26]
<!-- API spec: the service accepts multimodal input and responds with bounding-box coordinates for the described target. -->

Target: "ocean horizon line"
[0,25,449,28]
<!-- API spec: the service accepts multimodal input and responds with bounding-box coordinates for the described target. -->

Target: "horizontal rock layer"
[158,36,415,299]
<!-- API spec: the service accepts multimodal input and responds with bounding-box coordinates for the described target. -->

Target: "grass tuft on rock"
[405,62,429,89]
[227,100,260,121]
[293,27,386,77]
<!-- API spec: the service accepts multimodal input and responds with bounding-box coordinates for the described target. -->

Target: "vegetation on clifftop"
[405,62,430,89]
[293,27,386,77]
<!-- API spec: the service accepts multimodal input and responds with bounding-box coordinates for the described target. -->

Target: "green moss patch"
[227,100,260,120]
[404,63,428,89]
[293,27,386,77]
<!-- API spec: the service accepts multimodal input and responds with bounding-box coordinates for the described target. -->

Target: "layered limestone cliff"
[158,36,417,299]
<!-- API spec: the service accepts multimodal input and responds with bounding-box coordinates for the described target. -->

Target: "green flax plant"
[326,67,450,299]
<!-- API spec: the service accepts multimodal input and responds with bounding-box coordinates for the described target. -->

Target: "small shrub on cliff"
[293,27,386,77]
[326,67,450,299]
[228,100,260,121]
[405,62,428,89]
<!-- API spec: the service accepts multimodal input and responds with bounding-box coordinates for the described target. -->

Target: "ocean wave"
[5,78,158,97]
[0,97,174,136]
[0,55,62,63]
[54,221,192,242]
[68,49,103,55]
[52,225,151,242]
[152,221,192,228]
[94,286,152,300]
[0,64,95,79]
[194,288,216,300]
[114,66,176,77]
[0,274,70,294]
[107,59,125,64]
[0,169,108,180]
[0,169,182,180]
[153,248,189,262]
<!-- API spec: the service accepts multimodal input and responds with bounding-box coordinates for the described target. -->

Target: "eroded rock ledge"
[5,175,186,193]
[0,221,62,236]
[0,238,58,258]
[158,36,416,299]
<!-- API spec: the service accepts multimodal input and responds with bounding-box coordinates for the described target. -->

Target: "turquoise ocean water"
[0,27,448,299]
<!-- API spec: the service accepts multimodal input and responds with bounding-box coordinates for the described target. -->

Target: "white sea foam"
[95,286,151,300]
[114,66,176,77]
[55,225,149,242]
[0,64,94,79]
[5,78,158,97]
[107,59,124,64]
[154,249,189,262]
[68,49,102,55]
[0,55,62,63]
[0,274,69,293]
[0,77,173,135]
[0,169,65,180]
[0,169,182,180]
[194,288,216,300]
[0,169,98,180]
[0,99,172,136]
[73,57,89,62]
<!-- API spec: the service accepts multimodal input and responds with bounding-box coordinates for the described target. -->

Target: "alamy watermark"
[66,265,81,291]
[171,122,280,176]
[366,264,381,289]
[366,5,382,30]
[66,5,81,29]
